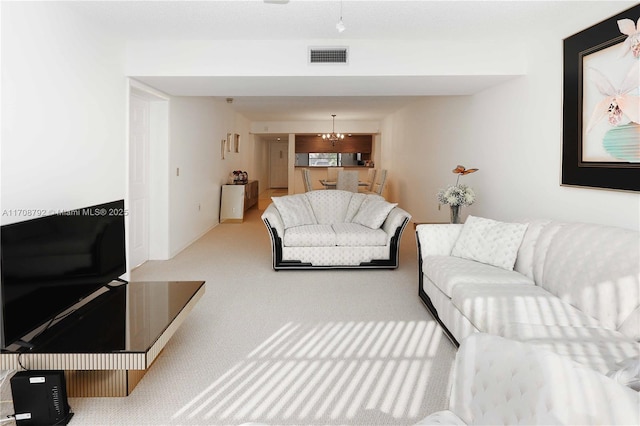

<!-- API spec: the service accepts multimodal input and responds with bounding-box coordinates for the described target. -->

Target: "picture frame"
[221,139,226,160]
[562,4,639,192]
[234,134,240,153]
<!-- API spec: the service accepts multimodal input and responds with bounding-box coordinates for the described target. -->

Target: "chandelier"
[322,114,345,146]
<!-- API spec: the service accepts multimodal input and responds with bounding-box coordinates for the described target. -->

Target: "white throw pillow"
[271,195,317,229]
[451,215,528,271]
[352,198,397,229]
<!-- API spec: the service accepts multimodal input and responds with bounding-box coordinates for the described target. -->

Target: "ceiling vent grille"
[309,47,348,64]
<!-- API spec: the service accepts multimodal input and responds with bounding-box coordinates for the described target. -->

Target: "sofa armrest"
[261,203,285,239]
[382,206,411,237]
[415,224,463,258]
[261,203,287,270]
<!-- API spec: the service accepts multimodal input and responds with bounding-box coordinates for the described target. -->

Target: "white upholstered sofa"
[416,216,640,376]
[262,190,411,269]
[417,333,640,425]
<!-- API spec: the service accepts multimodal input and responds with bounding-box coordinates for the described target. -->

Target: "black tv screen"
[0,200,126,349]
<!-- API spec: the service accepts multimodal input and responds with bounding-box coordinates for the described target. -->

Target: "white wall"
[1,2,127,224]
[383,8,640,230]
[0,2,258,260]
[126,39,525,80]
[168,97,253,256]
[250,120,380,135]
[382,96,473,219]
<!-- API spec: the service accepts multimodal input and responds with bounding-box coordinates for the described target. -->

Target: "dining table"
[319,179,370,189]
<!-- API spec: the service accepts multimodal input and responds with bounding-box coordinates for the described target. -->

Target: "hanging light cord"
[336,0,346,33]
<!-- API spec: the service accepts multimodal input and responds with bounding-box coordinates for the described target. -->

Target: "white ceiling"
[65,0,612,41]
[132,75,516,120]
[65,0,634,121]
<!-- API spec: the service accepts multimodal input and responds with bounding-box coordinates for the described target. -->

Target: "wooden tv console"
[0,281,205,397]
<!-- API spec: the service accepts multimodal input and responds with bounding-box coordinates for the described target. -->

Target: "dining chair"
[301,168,313,192]
[326,167,343,182]
[365,169,377,191]
[336,170,359,192]
[366,169,387,195]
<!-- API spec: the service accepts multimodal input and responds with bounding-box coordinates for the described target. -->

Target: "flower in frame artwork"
[582,41,639,163]
[562,4,640,192]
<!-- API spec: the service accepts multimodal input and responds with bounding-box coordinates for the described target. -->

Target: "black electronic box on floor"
[10,370,73,425]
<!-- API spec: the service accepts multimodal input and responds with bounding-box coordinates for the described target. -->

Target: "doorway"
[269,141,288,189]
[129,93,150,269]
[128,82,170,269]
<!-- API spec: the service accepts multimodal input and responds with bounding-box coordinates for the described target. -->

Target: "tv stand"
[0,281,205,397]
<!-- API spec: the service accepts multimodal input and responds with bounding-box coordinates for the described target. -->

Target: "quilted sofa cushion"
[534,222,640,338]
[451,283,601,335]
[283,224,335,247]
[332,223,388,246]
[345,193,369,222]
[512,219,549,280]
[301,191,393,228]
[446,334,640,426]
[271,195,317,229]
[283,223,388,248]
[423,256,533,297]
[304,190,353,224]
[352,198,398,229]
[501,323,640,375]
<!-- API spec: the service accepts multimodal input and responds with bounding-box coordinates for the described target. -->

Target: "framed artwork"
[221,139,226,160]
[562,4,639,191]
[234,134,240,153]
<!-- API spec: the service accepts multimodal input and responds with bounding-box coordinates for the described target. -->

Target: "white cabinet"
[220,180,258,223]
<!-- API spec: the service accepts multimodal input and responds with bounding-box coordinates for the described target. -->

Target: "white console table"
[220,180,259,223]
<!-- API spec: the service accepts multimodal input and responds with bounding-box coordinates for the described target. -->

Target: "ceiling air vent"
[309,47,348,64]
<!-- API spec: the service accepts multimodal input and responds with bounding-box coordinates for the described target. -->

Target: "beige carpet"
[3,201,456,425]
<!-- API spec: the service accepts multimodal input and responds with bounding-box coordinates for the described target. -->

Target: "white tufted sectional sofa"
[416,217,640,376]
[417,333,640,425]
[261,190,411,270]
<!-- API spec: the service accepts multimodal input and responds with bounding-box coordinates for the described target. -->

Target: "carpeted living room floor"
[3,192,457,425]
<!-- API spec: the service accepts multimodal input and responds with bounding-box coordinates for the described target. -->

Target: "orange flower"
[452,165,479,175]
[451,165,478,186]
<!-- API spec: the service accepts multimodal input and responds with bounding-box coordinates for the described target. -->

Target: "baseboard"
[169,223,217,259]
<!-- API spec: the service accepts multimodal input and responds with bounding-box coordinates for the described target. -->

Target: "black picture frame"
[562,4,640,192]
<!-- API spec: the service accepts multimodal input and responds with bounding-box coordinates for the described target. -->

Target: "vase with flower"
[437,165,478,224]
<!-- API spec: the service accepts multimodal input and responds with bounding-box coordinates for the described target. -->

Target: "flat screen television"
[0,200,126,350]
